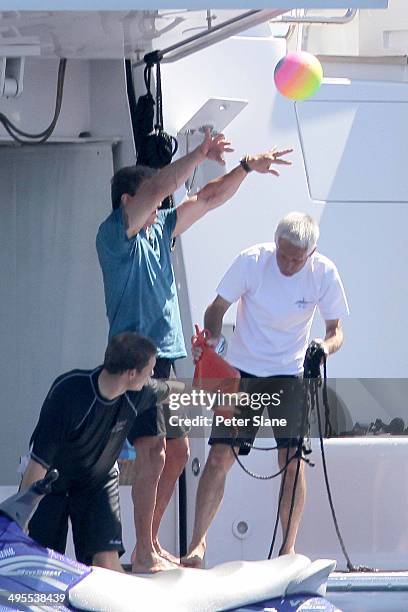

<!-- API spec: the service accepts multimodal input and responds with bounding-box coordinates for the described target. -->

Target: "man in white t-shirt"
[182,212,349,567]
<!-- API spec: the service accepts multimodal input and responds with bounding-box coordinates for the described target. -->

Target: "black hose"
[0,59,67,144]
[312,357,375,572]
[124,59,139,158]
[312,366,354,571]
[268,445,289,559]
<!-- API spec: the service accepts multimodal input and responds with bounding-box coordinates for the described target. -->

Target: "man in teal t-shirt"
[97,205,185,358]
[96,130,292,573]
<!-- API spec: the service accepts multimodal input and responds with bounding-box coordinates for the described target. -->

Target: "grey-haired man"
[182,212,349,567]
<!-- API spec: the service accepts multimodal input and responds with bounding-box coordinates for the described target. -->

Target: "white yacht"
[0,1,407,610]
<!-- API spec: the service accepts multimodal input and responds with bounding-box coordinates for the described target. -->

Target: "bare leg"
[277,446,306,555]
[152,436,190,563]
[93,551,125,573]
[131,436,177,573]
[181,444,236,568]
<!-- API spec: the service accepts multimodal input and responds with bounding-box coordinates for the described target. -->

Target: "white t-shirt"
[217,243,349,377]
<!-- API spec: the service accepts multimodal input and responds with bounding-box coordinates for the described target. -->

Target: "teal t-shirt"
[96,207,186,360]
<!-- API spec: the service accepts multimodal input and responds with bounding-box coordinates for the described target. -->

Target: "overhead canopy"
[5,2,389,9]
[0,3,389,61]
[0,10,285,60]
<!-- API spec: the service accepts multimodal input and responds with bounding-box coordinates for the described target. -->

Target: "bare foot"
[180,543,206,569]
[279,547,295,556]
[154,541,180,565]
[180,554,204,569]
[132,550,178,574]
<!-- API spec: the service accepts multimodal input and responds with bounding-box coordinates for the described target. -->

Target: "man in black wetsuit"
[20,331,173,573]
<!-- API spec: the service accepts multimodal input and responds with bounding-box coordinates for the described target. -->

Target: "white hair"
[275,212,319,253]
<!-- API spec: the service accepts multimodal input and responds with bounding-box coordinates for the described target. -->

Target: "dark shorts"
[28,465,123,565]
[209,372,307,456]
[128,357,190,440]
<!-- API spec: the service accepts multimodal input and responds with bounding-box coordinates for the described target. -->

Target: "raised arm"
[124,130,232,237]
[173,146,293,237]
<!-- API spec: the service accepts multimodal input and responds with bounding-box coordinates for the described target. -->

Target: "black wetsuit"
[28,366,168,564]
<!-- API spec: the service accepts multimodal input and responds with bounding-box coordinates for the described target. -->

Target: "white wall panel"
[297,81,408,202]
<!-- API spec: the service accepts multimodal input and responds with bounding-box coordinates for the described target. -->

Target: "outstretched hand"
[199,128,234,165]
[247,146,293,176]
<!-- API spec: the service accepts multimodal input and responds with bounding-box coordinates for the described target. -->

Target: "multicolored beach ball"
[274,51,323,101]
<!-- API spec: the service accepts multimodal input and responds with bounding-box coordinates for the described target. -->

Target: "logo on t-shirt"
[295,298,313,309]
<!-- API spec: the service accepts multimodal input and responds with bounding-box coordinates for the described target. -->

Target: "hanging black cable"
[155,61,163,131]
[268,445,289,559]
[304,343,355,567]
[313,364,370,572]
[323,360,334,438]
[305,342,375,572]
[0,59,67,144]
[313,370,357,569]
[124,59,139,156]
